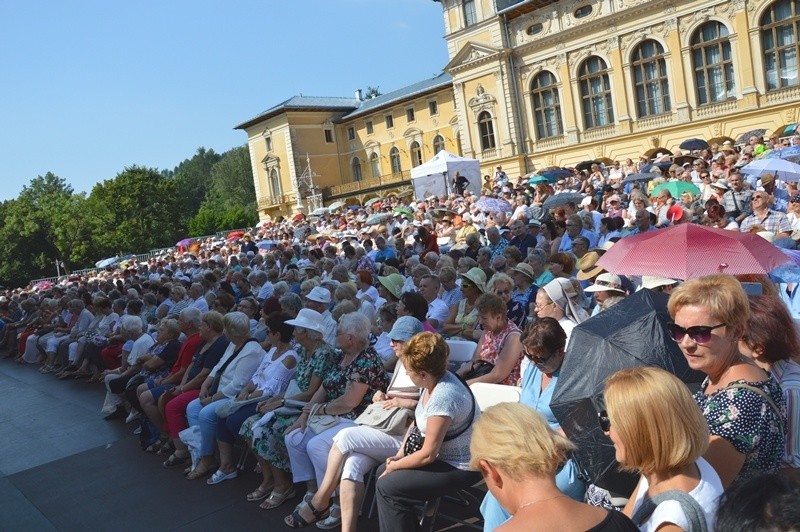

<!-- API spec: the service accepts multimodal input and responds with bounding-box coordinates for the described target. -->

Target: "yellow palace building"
[236,0,800,219]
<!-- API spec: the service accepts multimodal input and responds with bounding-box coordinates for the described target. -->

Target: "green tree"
[88,165,184,254]
[207,145,256,211]
[172,147,222,223]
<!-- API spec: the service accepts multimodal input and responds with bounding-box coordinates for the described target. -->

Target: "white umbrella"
[311,207,329,216]
[95,257,119,268]
[328,200,347,211]
[741,159,800,182]
[255,220,268,228]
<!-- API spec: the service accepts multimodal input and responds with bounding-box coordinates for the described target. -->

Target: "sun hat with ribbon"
[460,267,487,293]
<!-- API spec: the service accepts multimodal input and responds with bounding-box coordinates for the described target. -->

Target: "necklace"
[517,494,567,513]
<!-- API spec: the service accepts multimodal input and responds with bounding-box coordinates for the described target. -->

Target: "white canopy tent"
[410,150,481,199]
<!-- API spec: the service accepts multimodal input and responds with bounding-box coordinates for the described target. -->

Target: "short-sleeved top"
[323,347,388,419]
[127,333,156,366]
[416,371,479,469]
[520,366,560,430]
[186,335,229,381]
[169,332,203,375]
[293,343,336,395]
[630,458,723,531]
[139,339,182,380]
[694,377,787,483]
[479,320,522,385]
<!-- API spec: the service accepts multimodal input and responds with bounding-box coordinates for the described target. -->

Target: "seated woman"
[282,313,387,520]
[397,291,434,333]
[287,316,424,530]
[604,367,723,530]
[376,332,482,532]
[59,296,119,379]
[480,318,586,530]
[533,278,590,343]
[441,267,485,342]
[160,310,229,468]
[184,311,266,480]
[739,295,800,471]
[102,315,156,421]
[209,312,297,485]
[457,293,522,386]
[373,303,398,370]
[488,273,527,329]
[239,307,335,508]
[470,403,637,532]
[668,274,787,487]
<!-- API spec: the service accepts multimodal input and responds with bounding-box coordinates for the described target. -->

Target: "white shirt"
[190,296,209,312]
[426,297,449,331]
[126,333,156,366]
[631,458,722,532]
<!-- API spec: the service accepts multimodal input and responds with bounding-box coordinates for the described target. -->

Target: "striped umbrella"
[596,224,791,280]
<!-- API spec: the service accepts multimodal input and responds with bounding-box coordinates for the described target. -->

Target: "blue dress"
[479,366,586,531]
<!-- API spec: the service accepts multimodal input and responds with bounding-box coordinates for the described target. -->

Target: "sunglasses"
[522,345,556,364]
[667,322,725,344]
[597,410,611,432]
[462,281,475,289]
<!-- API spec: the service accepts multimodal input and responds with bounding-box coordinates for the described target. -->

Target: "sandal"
[246,484,274,502]
[316,503,341,530]
[162,452,189,468]
[259,487,297,510]
[185,460,217,480]
[284,500,329,528]
[157,441,175,456]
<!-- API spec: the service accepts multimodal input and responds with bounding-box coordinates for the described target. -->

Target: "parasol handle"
[717,263,729,272]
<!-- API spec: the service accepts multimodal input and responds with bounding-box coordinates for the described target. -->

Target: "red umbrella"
[227,231,245,239]
[597,224,792,280]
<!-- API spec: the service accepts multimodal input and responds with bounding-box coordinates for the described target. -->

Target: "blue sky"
[0,1,448,201]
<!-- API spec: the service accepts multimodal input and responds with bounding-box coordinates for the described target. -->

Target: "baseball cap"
[387,316,424,342]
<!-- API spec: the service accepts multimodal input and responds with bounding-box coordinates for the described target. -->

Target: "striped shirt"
[771,358,800,468]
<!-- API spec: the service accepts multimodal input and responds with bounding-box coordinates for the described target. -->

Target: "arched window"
[352,157,362,182]
[269,168,281,198]
[691,22,735,105]
[531,71,563,139]
[370,152,381,178]
[432,135,445,154]
[410,141,423,167]
[578,56,615,129]
[762,0,800,90]
[478,111,496,151]
[631,40,671,117]
[390,147,402,174]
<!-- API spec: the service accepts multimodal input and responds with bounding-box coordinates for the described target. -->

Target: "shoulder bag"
[355,403,413,435]
[631,490,708,532]
[307,402,339,434]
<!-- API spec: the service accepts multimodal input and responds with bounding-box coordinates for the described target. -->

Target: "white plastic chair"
[445,340,477,364]
[469,382,522,412]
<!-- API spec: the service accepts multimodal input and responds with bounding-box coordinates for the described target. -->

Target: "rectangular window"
[385,114,394,128]
[265,137,273,151]
[347,126,355,140]
[428,100,438,115]
[406,107,415,122]
[366,120,374,134]
[324,129,334,143]
[463,0,477,27]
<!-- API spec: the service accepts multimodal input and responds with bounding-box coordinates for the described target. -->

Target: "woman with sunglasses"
[667,274,786,488]
[442,267,485,341]
[479,318,586,530]
[602,367,723,530]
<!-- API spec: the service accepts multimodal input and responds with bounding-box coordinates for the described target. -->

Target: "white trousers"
[285,419,355,486]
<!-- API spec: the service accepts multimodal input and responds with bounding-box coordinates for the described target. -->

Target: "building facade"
[237,0,800,219]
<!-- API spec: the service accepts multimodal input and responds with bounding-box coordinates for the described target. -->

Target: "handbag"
[403,425,425,455]
[306,402,339,434]
[463,359,494,380]
[216,395,265,418]
[274,398,307,417]
[355,403,413,435]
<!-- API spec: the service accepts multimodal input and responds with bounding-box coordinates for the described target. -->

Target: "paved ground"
[0,358,482,531]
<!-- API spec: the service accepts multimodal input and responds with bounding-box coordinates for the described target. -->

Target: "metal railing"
[326,170,411,197]
[257,193,298,209]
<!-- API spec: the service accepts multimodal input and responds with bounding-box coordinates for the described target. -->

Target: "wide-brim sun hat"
[460,267,487,293]
[576,252,603,280]
[512,263,535,281]
[285,308,325,336]
[378,273,404,300]
[584,273,625,294]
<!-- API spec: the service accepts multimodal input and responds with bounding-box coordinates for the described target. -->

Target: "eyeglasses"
[667,322,725,344]
[597,410,611,432]
[534,299,553,310]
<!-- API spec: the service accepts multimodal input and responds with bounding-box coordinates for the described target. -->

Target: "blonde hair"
[667,274,749,331]
[402,331,448,378]
[470,403,575,480]
[604,367,709,476]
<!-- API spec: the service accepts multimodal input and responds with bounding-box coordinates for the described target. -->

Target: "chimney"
[354,88,362,101]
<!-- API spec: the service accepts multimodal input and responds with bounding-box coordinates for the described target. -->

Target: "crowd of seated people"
[2,140,800,529]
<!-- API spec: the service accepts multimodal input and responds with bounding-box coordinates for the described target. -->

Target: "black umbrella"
[621,172,659,184]
[542,192,585,211]
[736,128,767,145]
[575,160,599,172]
[550,289,705,495]
[640,161,671,174]
[679,138,709,151]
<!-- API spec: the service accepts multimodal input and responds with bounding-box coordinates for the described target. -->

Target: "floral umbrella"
[474,197,513,213]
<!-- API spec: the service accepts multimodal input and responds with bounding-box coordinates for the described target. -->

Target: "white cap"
[306,286,331,304]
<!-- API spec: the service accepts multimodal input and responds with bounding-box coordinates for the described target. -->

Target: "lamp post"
[54,260,63,277]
